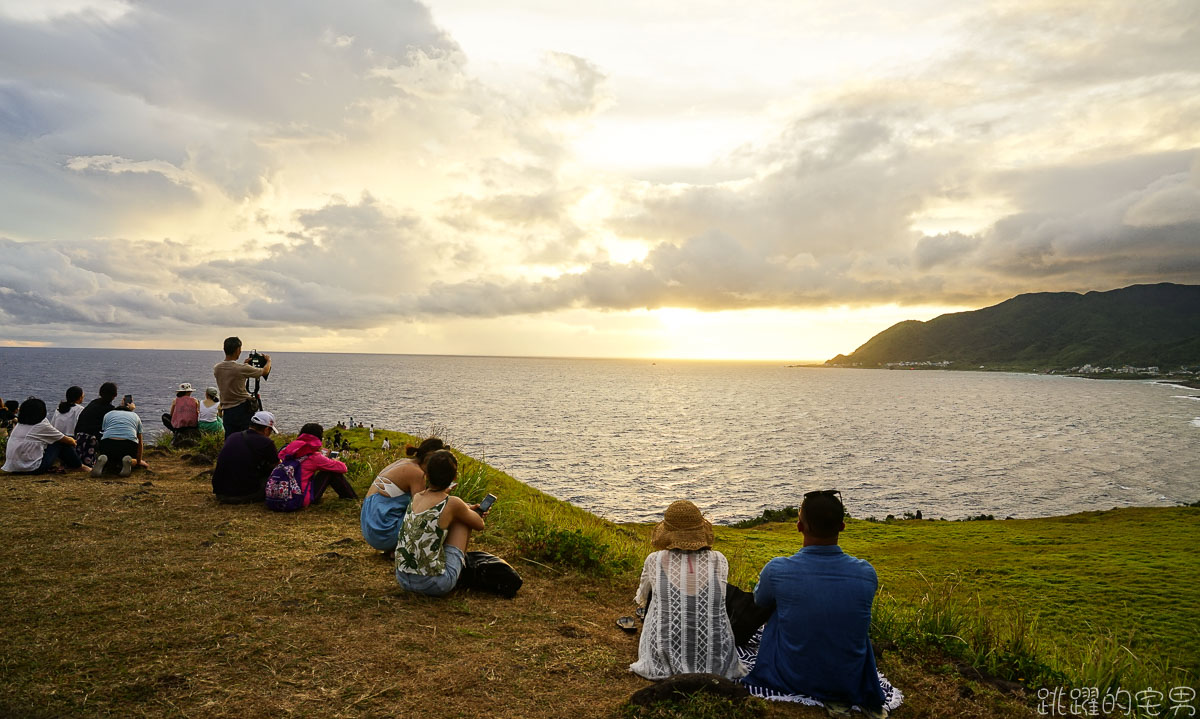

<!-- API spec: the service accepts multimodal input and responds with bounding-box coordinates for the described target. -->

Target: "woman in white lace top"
[630,500,746,680]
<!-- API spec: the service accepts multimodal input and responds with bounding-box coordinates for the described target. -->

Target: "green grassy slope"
[716,508,1199,687]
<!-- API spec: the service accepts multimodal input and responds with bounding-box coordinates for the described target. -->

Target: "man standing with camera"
[213,336,271,438]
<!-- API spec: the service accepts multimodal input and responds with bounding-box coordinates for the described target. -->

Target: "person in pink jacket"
[277,423,359,504]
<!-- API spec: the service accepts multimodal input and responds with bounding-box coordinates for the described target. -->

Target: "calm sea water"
[2,348,1197,523]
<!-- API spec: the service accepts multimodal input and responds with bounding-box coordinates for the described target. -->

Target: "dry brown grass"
[0,450,1037,718]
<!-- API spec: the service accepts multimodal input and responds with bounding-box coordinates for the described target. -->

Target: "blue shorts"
[360,492,411,551]
[395,545,465,597]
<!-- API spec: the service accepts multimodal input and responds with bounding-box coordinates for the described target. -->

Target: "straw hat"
[177,382,195,393]
[651,500,714,551]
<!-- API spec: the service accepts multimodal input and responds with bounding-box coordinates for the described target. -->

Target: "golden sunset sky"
[1,0,1198,359]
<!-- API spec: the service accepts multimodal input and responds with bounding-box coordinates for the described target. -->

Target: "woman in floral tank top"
[394,450,488,597]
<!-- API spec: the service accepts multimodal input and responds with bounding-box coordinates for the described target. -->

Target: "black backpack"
[457,551,523,598]
[725,583,773,646]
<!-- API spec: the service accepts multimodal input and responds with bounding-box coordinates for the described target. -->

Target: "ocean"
[2,348,1197,524]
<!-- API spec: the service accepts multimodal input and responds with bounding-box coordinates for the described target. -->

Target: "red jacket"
[278,434,347,485]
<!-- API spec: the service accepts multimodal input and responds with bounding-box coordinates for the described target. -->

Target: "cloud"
[1,0,1198,348]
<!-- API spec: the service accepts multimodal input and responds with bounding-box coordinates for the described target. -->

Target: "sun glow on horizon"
[623,304,969,362]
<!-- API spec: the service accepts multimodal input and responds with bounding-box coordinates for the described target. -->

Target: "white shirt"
[50,404,84,436]
[2,420,65,473]
[630,549,745,681]
[198,400,220,423]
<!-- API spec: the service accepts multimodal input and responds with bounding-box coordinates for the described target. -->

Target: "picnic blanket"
[737,630,904,712]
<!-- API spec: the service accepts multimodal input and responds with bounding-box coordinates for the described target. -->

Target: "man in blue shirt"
[746,489,886,715]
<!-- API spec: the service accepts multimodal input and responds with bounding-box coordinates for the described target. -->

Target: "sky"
[0,0,1198,361]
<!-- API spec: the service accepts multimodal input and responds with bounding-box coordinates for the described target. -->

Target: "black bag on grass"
[458,551,523,598]
[725,583,772,646]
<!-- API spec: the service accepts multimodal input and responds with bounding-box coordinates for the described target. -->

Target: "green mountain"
[826,283,1200,370]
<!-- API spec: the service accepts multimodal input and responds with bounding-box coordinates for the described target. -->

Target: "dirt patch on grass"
[0,455,1036,718]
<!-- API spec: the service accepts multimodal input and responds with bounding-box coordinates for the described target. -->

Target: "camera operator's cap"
[250,410,278,434]
[176,382,195,393]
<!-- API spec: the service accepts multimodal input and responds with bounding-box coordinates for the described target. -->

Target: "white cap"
[250,410,277,434]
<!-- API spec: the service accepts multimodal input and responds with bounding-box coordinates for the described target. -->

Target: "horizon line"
[0,345,832,364]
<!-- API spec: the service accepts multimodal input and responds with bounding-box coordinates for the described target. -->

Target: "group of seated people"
[631,492,889,717]
[209,412,357,504]
[161,383,225,442]
[1,383,151,477]
[6,371,883,712]
[2,377,235,476]
[210,421,487,599]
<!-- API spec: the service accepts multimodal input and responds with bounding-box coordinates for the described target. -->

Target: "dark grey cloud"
[0,195,439,341]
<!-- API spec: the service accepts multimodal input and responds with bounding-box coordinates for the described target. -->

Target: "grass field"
[1,426,1195,718]
[717,509,1198,692]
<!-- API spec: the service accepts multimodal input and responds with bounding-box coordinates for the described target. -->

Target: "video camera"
[247,350,268,370]
[246,349,269,410]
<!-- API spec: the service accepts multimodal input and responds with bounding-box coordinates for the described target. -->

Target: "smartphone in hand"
[475,493,497,514]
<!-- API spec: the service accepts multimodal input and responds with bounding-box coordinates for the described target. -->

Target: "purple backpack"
[264,455,312,511]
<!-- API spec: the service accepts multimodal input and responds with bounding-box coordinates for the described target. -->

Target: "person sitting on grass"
[743,489,887,717]
[50,386,85,437]
[211,411,280,503]
[197,387,223,434]
[1,397,86,475]
[276,423,358,505]
[630,500,745,681]
[1,398,20,433]
[74,382,117,468]
[360,437,446,559]
[162,382,201,446]
[92,400,148,477]
[394,450,487,597]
